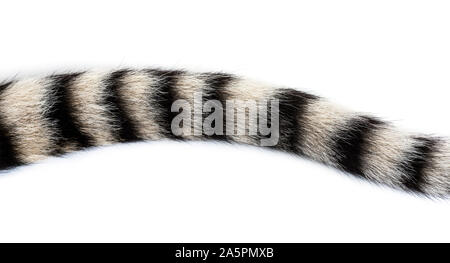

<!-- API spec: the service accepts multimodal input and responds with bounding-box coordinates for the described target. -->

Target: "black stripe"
[202,72,235,141]
[400,137,437,193]
[331,116,385,177]
[0,82,23,169]
[146,69,184,139]
[47,73,94,150]
[103,69,140,142]
[273,89,318,153]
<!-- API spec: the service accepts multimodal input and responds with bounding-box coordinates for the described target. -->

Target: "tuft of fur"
[0,69,448,197]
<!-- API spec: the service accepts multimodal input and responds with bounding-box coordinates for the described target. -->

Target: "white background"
[0,0,449,242]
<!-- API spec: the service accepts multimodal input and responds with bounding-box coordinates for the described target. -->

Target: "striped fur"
[0,69,448,197]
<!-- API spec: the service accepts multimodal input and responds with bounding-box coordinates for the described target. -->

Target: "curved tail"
[0,69,448,196]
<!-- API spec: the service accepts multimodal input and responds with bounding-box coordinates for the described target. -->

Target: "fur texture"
[0,69,448,197]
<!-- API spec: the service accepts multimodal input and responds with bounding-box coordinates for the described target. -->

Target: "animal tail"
[0,69,448,196]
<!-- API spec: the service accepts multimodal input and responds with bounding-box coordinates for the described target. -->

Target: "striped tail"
[0,69,448,197]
